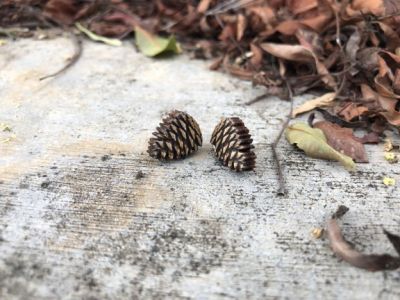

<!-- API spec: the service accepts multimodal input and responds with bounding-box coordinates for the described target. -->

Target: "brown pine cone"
[148,110,202,160]
[210,117,256,171]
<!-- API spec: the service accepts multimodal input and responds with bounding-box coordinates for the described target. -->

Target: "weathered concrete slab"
[0,37,399,299]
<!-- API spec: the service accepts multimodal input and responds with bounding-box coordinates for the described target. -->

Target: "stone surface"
[0,37,399,299]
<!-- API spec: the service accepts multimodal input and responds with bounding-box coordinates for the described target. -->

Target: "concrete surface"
[0,37,399,300]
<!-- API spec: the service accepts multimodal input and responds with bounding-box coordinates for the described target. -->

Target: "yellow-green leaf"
[383,177,396,186]
[135,26,181,57]
[75,23,122,47]
[285,122,355,171]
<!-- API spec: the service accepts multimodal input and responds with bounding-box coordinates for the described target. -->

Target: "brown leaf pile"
[1,0,400,136]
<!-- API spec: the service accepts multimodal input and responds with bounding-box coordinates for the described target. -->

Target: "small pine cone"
[148,110,202,160]
[210,117,256,171]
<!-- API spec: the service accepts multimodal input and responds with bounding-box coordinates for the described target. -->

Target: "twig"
[272,80,293,196]
[39,31,82,81]
[333,0,342,50]
[315,108,367,128]
[205,0,261,16]
[245,93,269,105]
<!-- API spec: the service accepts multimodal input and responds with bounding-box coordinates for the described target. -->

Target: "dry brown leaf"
[327,205,400,271]
[292,92,336,117]
[361,84,400,126]
[351,0,385,15]
[374,56,400,98]
[337,103,369,122]
[197,0,212,13]
[249,6,276,26]
[296,27,323,57]
[209,56,224,71]
[313,121,368,163]
[236,14,247,41]
[345,29,361,63]
[394,69,400,94]
[378,22,400,52]
[261,42,335,88]
[44,0,84,25]
[289,0,318,15]
[275,4,332,36]
[261,43,314,62]
[250,43,263,68]
[357,132,381,144]
[357,48,380,74]
[218,23,235,41]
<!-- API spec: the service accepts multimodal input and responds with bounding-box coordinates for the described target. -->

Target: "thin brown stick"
[39,31,82,81]
[272,80,293,196]
[245,93,269,105]
[333,0,342,50]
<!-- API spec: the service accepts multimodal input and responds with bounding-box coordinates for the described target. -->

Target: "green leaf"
[285,122,355,171]
[135,26,181,57]
[75,23,122,47]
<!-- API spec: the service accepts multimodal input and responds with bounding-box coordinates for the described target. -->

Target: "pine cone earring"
[148,110,202,160]
[210,117,256,171]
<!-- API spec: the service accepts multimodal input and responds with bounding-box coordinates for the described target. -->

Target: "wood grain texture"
[0,38,399,300]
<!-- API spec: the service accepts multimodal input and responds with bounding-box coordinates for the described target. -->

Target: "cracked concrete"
[0,37,399,299]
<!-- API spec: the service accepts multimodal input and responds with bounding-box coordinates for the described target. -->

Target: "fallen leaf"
[393,69,400,94]
[313,121,368,163]
[377,22,400,52]
[289,0,318,15]
[135,26,181,57]
[44,0,83,25]
[351,0,385,15]
[285,122,355,170]
[250,43,263,69]
[337,103,369,122]
[345,29,361,63]
[384,138,394,152]
[236,14,247,41]
[75,23,122,47]
[383,177,396,186]
[0,123,11,132]
[311,228,324,239]
[197,0,212,13]
[261,43,314,62]
[209,56,224,70]
[384,152,398,163]
[357,132,381,144]
[361,84,400,126]
[0,134,16,143]
[218,23,235,42]
[327,205,400,271]
[261,42,335,88]
[292,92,336,117]
[374,56,400,99]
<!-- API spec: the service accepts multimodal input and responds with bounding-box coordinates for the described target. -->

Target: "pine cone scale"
[210,117,256,172]
[148,110,203,160]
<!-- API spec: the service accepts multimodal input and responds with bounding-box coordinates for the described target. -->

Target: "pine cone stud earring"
[148,110,203,160]
[210,117,256,171]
